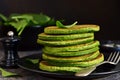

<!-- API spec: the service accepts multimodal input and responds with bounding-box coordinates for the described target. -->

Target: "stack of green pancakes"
[37,24,104,73]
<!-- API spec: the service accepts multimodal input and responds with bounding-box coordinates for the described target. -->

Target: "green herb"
[56,21,78,28]
[8,19,29,36]
[0,13,57,36]
[0,14,8,21]
[0,68,18,77]
[26,58,39,64]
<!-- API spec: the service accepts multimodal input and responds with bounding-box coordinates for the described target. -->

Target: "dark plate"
[17,51,120,80]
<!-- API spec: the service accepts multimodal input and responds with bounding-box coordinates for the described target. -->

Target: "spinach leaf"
[0,14,7,21]
[0,68,18,77]
[0,13,57,36]
[8,19,29,36]
[26,58,39,64]
[56,21,78,28]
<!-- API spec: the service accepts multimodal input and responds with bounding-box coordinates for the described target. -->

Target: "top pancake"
[44,24,100,34]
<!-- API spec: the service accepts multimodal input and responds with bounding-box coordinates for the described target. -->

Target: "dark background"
[0,0,120,40]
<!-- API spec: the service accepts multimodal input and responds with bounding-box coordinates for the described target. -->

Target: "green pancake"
[39,53,104,72]
[40,61,84,72]
[38,33,94,41]
[37,36,94,46]
[44,41,100,52]
[43,47,99,57]
[42,51,100,62]
[44,25,100,34]
[47,53,104,67]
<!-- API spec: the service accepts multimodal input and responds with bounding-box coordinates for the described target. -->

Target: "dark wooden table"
[0,50,120,80]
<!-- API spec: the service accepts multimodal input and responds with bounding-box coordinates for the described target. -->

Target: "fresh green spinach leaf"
[0,13,58,36]
[0,68,18,77]
[0,14,7,21]
[26,58,39,64]
[56,21,78,28]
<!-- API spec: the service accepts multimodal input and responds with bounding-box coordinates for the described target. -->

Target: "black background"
[0,0,120,40]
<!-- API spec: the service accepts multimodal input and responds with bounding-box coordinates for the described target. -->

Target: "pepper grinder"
[0,31,20,68]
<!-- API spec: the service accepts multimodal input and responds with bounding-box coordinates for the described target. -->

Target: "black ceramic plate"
[17,51,120,80]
